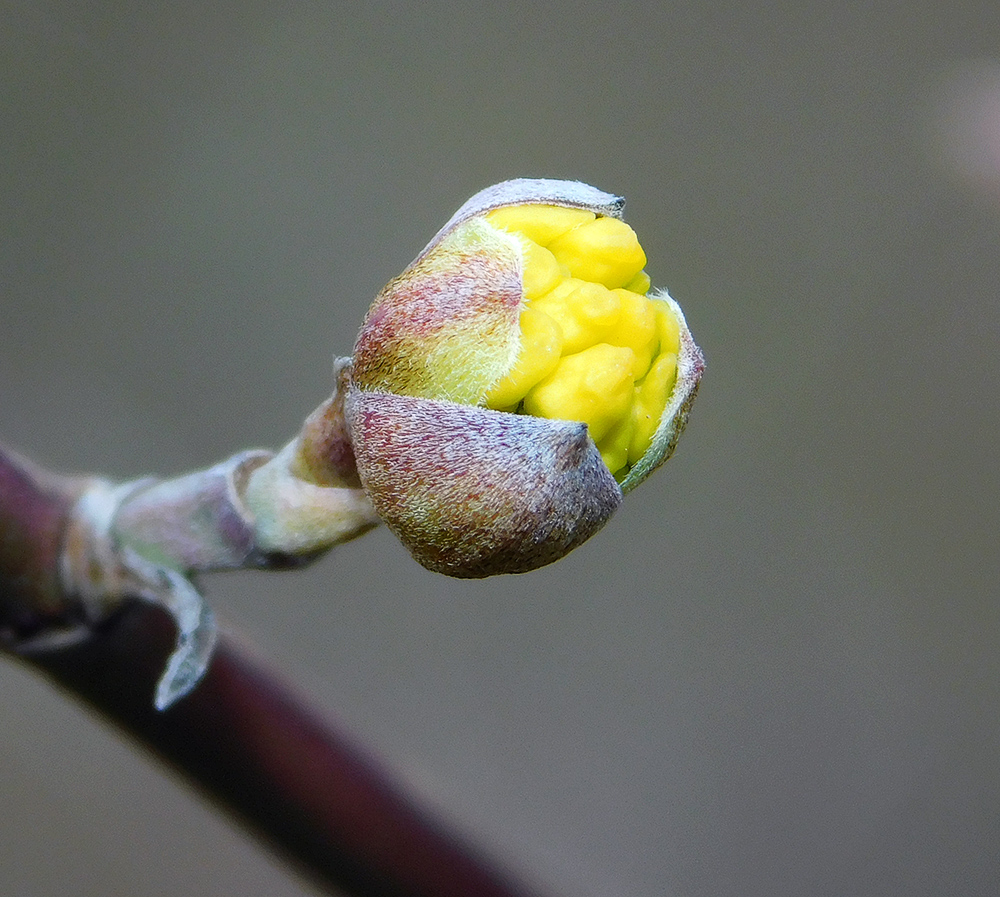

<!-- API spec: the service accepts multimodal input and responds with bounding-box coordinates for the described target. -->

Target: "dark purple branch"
[0,447,554,897]
[29,606,547,897]
[0,447,88,642]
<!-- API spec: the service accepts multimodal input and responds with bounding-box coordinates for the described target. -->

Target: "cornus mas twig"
[41,178,704,709]
[2,178,705,897]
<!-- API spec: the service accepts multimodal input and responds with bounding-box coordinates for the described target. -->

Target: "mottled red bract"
[351,220,523,405]
[345,388,622,577]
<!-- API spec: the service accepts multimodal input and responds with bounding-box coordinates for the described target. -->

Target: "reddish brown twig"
[0,446,552,897]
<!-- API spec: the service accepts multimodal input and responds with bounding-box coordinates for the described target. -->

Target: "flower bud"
[346,179,703,577]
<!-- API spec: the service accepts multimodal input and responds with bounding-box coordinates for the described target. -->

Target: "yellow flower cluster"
[483,205,680,479]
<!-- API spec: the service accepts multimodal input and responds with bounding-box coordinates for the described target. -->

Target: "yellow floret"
[531,279,621,354]
[517,238,565,300]
[523,344,635,443]
[628,353,678,465]
[655,304,681,355]
[487,205,596,246]
[547,216,647,290]
[606,289,658,380]
[624,270,651,294]
[484,306,563,410]
[484,205,681,479]
[596,413,634,479]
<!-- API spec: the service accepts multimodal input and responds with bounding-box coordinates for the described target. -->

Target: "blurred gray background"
[3,2,999,896]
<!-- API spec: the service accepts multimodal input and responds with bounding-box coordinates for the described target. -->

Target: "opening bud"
[345,179,704,576]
